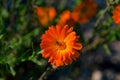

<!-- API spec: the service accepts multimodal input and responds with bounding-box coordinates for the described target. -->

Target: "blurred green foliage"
[0,0,47,79]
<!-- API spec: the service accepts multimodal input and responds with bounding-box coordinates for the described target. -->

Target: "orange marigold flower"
[40,25,82,67]
[72,0,97,24]
[112,5,120,25]
[35,6,56,26]
[58,10,75,27]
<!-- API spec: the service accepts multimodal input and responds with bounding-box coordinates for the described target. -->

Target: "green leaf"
[0,34,4,40]
[107,30,116,43]
[0,54,5,63]
[103,44,112,56]
[0,78,4,80]
[1,8,9,18]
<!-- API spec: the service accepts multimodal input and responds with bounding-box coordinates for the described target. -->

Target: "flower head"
[40,25,82,67]
[112,5,120,25]
[72,0,97,24]
[35,6,56,26]
[58,10,75,27]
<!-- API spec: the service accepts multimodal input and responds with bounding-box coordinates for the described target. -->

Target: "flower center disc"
[56,41,66,50]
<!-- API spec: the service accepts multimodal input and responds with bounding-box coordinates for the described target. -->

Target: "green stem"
[38,66,54,80]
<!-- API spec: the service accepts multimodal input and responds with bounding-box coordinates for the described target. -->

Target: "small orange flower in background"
[112,5,120,25]
[58,10,75,27]
[72,0,97,24]
[35,6,56,26]
[40,25,82,67]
